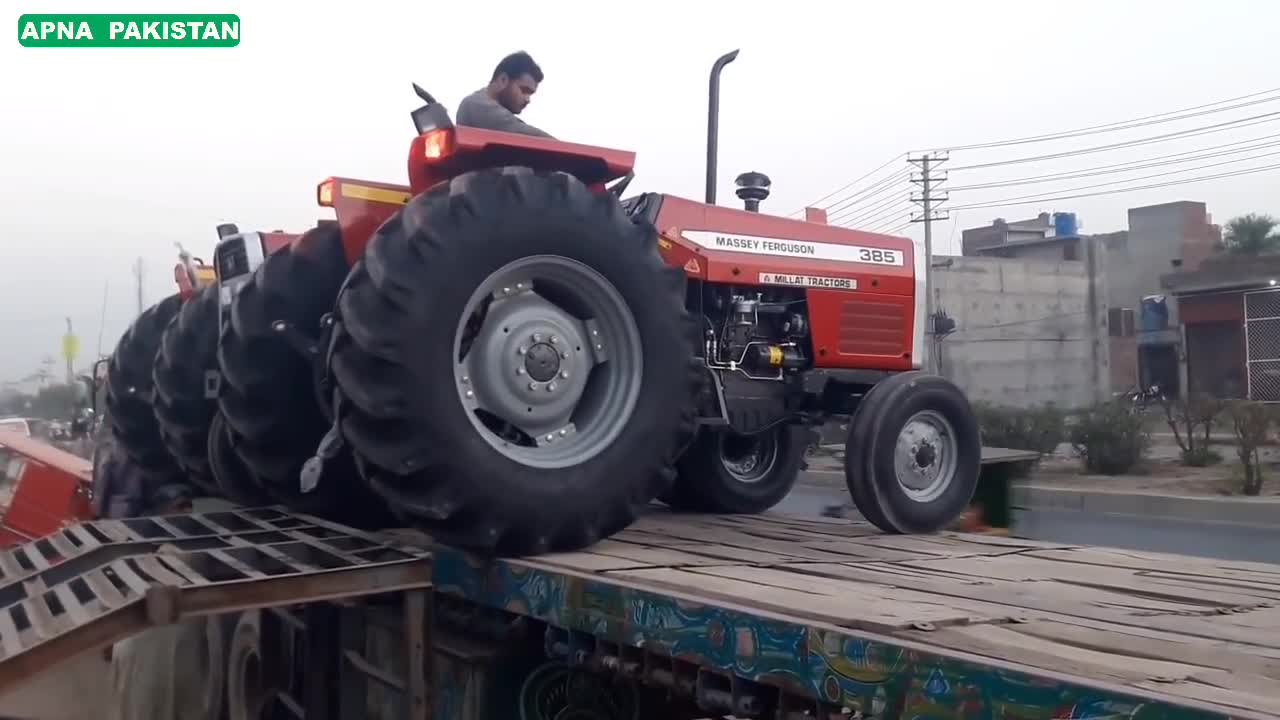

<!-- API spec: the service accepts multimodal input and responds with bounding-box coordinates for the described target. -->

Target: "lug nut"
[545,434,554,442]
[547,383,557,392]
[461,376,469,384]
[561,351,569,359]
[559,429,568,437]
[559,370,569,379]
[517,367,526,375]
[595,344,603,351]
[533,333,543,342]
[516,282,525,290]
[502,286,510,294]
[518,346,527,355]
[465,390,474,398]
[550,336,559,345]
[528,382,537,390]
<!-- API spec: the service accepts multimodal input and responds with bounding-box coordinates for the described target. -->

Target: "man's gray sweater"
[456,88,554,138]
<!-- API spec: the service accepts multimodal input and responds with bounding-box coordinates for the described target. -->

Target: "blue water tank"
[1053,212,1078,237]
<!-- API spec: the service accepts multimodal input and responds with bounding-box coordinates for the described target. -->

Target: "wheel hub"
[719,430,780,484]
[524,342,562,382]
[454,255,644,469]
[893,410,958,503]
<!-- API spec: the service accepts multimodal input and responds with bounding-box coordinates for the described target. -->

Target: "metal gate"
[1244,288,1280,401]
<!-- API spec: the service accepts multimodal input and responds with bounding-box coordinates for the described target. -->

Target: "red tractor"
[110,50,981,556]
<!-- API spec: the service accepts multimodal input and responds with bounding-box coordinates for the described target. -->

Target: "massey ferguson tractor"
[103,49,982,557]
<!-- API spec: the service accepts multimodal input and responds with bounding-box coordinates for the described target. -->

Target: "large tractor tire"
[327,168,701,556]
[216,223,348,508]
[664,424,811,514]
[91,436,194,518]
[105,294,186,477]
[207,411,276,508]
[153,283,221,494]
[843,371,981,534]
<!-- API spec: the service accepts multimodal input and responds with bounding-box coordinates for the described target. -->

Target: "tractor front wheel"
[843,371,981,533]
[328,167,700,556]
[665,425,810,514]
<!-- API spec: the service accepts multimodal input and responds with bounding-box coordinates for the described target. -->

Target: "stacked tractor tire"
[101,169,808,555]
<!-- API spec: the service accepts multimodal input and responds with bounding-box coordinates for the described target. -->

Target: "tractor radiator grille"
[215,240,250,281]
[837,300,907,356]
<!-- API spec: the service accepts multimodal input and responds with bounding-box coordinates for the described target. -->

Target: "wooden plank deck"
[511,509,1280,719]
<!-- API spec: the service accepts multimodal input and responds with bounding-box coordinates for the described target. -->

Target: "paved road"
[783,470,1280,564]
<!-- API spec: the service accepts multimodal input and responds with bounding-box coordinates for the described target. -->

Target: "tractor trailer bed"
[0,507,1277,719]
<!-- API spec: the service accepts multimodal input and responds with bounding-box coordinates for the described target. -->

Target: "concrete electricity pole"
[132,257,145,316]
[909,152,950,372]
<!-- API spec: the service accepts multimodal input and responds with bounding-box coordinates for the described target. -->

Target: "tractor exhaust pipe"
[706,49,739,205]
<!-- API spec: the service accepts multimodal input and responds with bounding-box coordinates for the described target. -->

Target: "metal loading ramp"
[0,506,431,694]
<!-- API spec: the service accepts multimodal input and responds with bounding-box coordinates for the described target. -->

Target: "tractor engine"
[699,284,810,379]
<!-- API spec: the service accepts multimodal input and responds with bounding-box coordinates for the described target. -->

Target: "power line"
[922,86,1280,152]
[830,189,910,226]
[821,168,911,219]
[844,198,914,229]
[951,147,1280,201]
[948,162,1280,212]
[946,134,1280,191]
[948,111,1280,172]
[787,152,906,216]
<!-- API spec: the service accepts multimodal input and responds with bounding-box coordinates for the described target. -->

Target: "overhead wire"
[922,87,1280,152]
[948,111,1280,171]
[821,168,911,218]
[786,152,906,217]
[829,188,910,225]
[951,147,1280,201]
[948,162,1280,212]
[946,133,1280,191]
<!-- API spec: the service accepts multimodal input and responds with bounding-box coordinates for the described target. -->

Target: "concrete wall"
[931,252,1109,410]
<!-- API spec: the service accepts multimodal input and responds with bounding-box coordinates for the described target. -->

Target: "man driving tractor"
[456,51,555,138]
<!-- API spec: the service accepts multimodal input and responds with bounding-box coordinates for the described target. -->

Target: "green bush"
[1181,447,1223,467]
[973,402,1066,455]
[1068,400,1150,475]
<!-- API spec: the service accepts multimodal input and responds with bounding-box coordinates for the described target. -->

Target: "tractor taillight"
[317,178,336,207]
[423,129,453,160]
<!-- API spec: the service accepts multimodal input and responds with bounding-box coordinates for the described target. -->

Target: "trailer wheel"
[217,223,348,507]
[665,424,809,513]
[328,168,699,556]
[152,283,221,493]
[844,371,981,533]
[105,293,185,476]
[226,610,270,720]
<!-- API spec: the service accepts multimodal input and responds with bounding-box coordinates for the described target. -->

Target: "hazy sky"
[2,0,1278,383]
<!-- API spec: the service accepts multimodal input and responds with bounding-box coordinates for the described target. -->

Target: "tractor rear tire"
[327,168,700,556]
[207,411,275,507]
[216,223,347,509]
[665,424,810,514]
[152,283,221,493]
[105,294,187,478]
[843,371,981,534]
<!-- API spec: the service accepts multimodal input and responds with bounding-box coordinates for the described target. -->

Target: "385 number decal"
[857,248,900,265]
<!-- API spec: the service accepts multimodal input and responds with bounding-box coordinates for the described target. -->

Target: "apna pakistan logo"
[18,14,240,47]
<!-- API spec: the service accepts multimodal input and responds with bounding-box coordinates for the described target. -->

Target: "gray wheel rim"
[892,409,958,503]
[718,430,780,484]
[454,255,643,469]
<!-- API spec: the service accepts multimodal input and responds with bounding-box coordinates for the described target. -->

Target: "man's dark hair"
[492,51,544,83]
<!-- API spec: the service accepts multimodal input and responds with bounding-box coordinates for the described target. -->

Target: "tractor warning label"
[758,273,857,290]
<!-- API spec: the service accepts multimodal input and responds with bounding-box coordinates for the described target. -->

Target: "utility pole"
[908,152,950,372]
[132,257,145,316]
